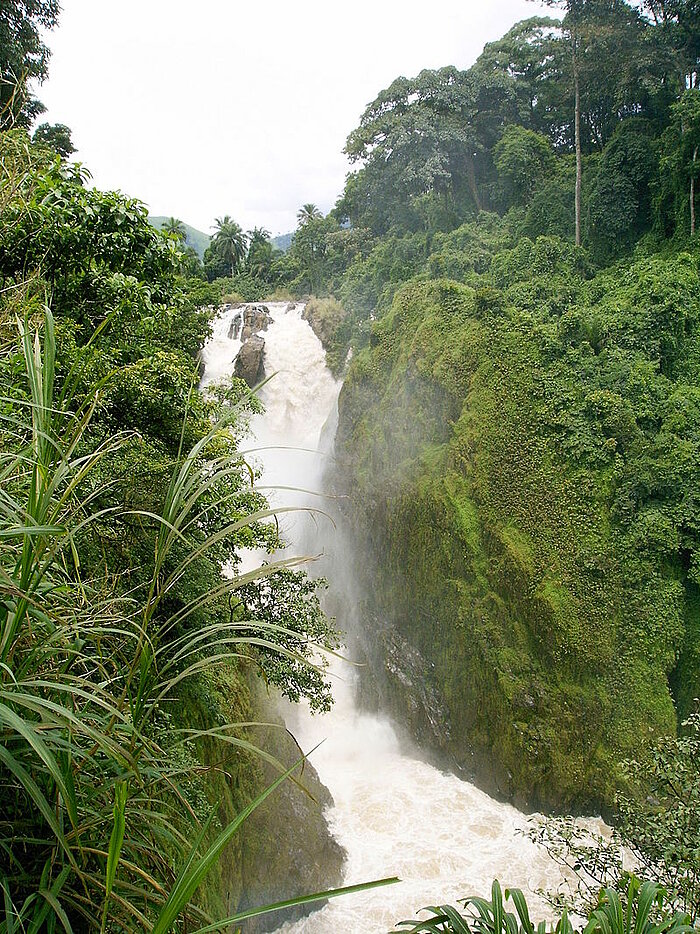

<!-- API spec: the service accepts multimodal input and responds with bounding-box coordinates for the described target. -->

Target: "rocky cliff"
[332,251,700,810]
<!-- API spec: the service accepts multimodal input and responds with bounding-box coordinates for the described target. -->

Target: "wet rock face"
[240,304,272,342]
[354,617,509,802]
[238,690,345,933]
[381,627,452,749]
[357,620,452,756]
[234,334,266,387]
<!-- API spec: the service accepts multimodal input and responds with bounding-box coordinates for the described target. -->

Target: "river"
[201,301,576,933]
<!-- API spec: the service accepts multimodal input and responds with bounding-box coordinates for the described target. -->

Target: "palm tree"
[246,227,274,278]
[162,216,186,243]
[296,203,322,226]
[212,215,248,275]
[247,226,271,246]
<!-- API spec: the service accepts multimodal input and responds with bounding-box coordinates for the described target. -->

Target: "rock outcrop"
[302,297,349,377]
[234,334,265,387]
[240,304,272,342]
[238,688,345,932]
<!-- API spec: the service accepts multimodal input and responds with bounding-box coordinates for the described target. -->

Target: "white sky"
[39,1,549,236]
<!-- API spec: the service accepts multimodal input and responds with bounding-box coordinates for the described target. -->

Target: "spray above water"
[201,302,573,934]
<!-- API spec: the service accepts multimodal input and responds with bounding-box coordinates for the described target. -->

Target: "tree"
[586,119,658,254]
[0,0,60,128]
[343,66,522,235]
[493,125,555,206]
[291,215,330,293]
[538,0,585,244]
[534,0,651,245]
[162,216,187,242]
[474,17,563,135]
[666,89,700,234]
[211,215,248,275]
[297,203,322,225]
[246,226,277,279]
[31,122,75,157]
[639,0,700,90]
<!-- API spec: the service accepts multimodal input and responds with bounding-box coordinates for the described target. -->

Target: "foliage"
[657,90,700,237]
[334,241,700,806]
[235,570,340,712]
[162,215,187,241]
[0,0,60,128]
[297,203,322,225]
[494,125,556,208]
[393,877,693,934]
[303,295,350,376]
[31,121,75,157]
[0,308,281,929]
[0,134,343,929]
[209,215,248,277]
[530,711,700,922]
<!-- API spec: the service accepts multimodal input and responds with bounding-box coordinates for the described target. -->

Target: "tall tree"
[162,217,187,242]
[640,0,700,89]
[669,89,700,234]
[297,203,322,225]
[537,0,586,244]
[0,0,60,128]
[343,66,521,234]
[211,215,247,275]
[535,0,650,244]
[246,226,276,278]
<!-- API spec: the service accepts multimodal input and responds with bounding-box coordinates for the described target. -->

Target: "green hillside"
[271,231,293,252]
[150,215,211,258]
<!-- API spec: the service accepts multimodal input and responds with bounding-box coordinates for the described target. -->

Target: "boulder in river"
[240,304,272,342]
[228,317,241,340]
[234,334,265,387]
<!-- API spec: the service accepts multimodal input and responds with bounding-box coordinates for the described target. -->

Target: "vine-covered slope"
[335,240,700,808]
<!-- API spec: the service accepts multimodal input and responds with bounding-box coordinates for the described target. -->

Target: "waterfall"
[201,302,584,933]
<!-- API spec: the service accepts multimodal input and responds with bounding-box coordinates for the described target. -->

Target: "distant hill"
[150,217,211,259]
[272,231,294,253]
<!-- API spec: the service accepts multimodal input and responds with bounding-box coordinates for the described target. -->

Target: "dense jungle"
[2,0,700,931]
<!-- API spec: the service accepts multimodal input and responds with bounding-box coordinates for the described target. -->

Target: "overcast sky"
[39,1,549,236]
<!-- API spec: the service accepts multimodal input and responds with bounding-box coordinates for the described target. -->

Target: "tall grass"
[0,307,396,931]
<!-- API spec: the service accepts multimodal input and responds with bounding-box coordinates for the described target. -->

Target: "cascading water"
[201,303,583,933]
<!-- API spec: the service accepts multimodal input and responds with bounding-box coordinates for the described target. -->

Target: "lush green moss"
[336,253,700,808]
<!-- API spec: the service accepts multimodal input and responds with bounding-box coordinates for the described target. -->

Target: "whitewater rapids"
[201,301,582,933]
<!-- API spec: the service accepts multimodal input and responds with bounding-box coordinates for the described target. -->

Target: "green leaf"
[101,781,127,934]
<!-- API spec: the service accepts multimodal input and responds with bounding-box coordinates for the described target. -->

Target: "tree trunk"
[465,152,482,214]
[692,145,698,238]
[573,43,582,247]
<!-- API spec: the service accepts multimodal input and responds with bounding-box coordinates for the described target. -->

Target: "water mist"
[201,302,571,934]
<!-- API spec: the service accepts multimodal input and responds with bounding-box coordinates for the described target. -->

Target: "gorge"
[200,302,591,932]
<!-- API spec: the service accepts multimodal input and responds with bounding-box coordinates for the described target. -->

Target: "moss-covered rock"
[334,261,700,810]
[176,664,344,929]
[303,296,350,376]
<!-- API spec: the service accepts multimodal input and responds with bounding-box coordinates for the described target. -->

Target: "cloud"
[40,0,549,234]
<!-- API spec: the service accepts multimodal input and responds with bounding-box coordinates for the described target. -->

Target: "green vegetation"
[530,711,700,922]
[150,216,211,258]
[392,878,694,934]
[317,0,700,813]
[0,131,343,929]
[5,0,700,926]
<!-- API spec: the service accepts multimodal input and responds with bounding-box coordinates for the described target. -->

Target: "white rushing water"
[201,302,576,933]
